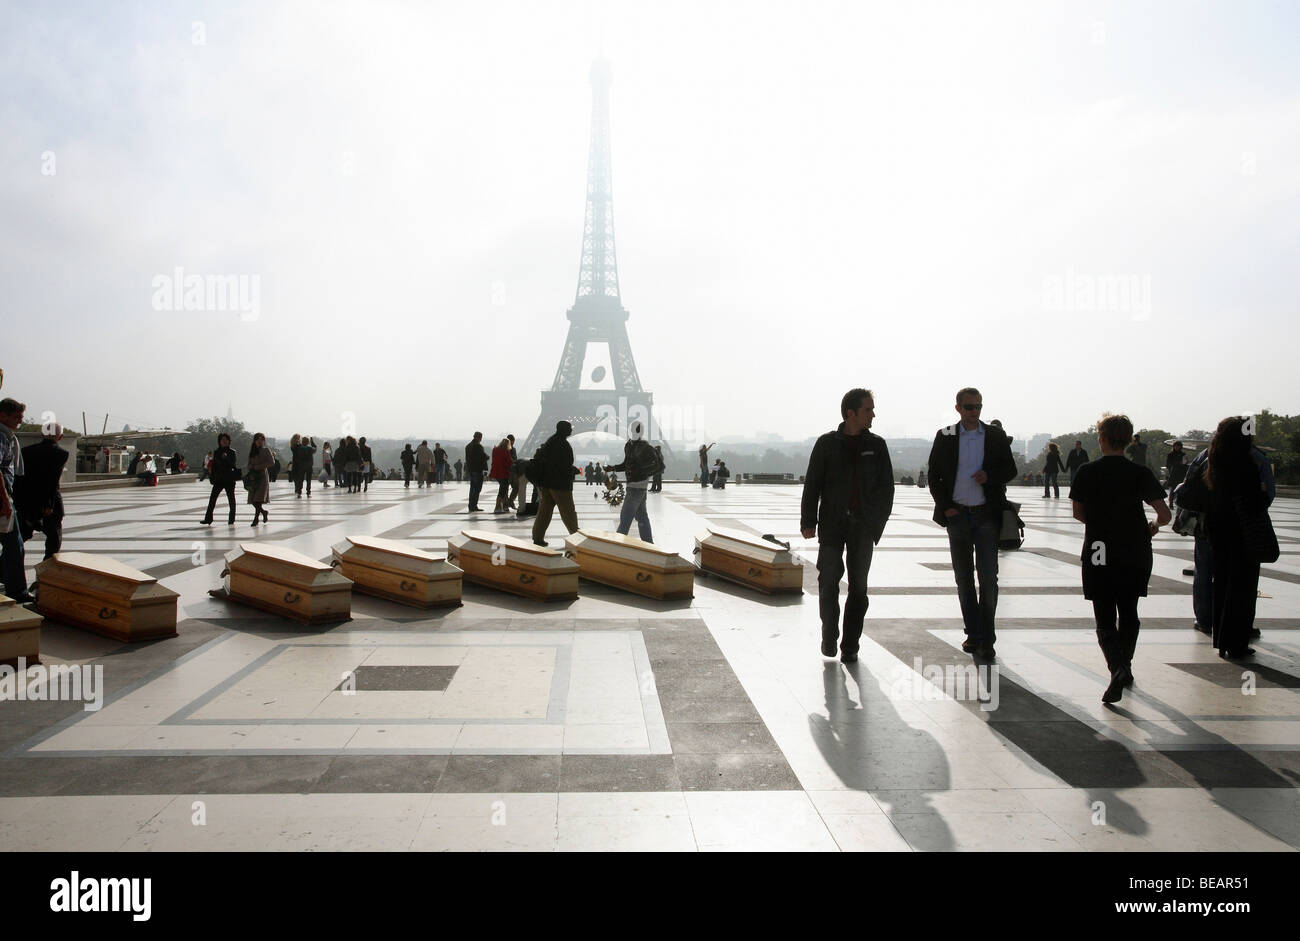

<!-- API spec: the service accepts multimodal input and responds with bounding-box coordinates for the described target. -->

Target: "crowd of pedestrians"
[0,383,1281,710]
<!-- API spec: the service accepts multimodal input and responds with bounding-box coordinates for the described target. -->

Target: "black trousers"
[205,480,236,522]
[816,518,875,657]
[1211,541,1260,653]
[403,467,413,487]
[1092,595,1140,673]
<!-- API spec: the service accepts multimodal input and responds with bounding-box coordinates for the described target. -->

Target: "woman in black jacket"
[200,433,239,525]
[1206,417,1272,659]
[1043,442,1067,498]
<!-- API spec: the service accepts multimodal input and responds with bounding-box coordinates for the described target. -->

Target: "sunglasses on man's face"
[961,403,983,411]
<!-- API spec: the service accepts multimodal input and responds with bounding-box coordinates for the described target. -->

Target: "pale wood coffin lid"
[39,551,156,584]
[564,530,695,571]
[234,542,332,571]
[696,526,797,564]
[450,531,579,573]
[342,535,439,562]
[331,538,460,580]
[225,543,352,592]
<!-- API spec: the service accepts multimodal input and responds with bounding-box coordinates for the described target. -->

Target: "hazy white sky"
[2,0,1297,445]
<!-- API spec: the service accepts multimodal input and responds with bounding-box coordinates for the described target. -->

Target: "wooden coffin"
[695,526,804,594]
[331,535,462,608]
[446,529,579,601]
[0,593,43,666]
[564,530,695,600]
[34,552,179,642]
[222,543,352,624]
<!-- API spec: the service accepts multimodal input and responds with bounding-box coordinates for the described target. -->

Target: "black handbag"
[1234,495,1280,564]
[999,500,1025,550]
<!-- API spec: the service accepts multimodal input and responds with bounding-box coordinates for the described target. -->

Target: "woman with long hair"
[1069,414,1170,703]
[1043,441,1066,499]
[336,438,348,489]
[490,437,512,513]
[1206,416,1273,659]
[321,440,332,488]
[246,432,274,526]
[201,432,239,525]
[288,434,303,498]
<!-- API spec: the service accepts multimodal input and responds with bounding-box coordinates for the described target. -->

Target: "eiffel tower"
[522,58,655,458]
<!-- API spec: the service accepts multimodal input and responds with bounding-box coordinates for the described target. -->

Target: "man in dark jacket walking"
[400,444,416,488]
[801,389,895,664]
[18,423,69,560]
[465,432,488,511]
[926,387,1018,659]
[532,421,580,546]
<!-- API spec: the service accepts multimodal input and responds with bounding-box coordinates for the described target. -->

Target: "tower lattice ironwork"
[522,58,656,459]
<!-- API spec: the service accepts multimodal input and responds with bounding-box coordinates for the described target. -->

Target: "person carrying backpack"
[609,421,663,543]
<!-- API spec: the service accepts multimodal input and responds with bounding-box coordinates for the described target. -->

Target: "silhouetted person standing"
[698,442,715,487]
[415,441,432,488]
[454,458,463,482]
[0,398,31,601]
[1043,442,1066,498]
[1165,440,1188,493]
[1069,414,1170,703]
[1206,417,1275,659]
[927,387,1018,660]
[650,446,664,492]
[801,388,895,663]
[1065,440,1090,484]
[465,432,488,511]
[401,444,416,488]
[201,432,239,525]
[1125,433,1149,468]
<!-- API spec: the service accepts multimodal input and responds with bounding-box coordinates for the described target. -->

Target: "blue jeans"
[436,464,446,485]
[468,471,484,508]
[1193,535,1213,628]
[945,505,1000,647]
[616,486,652,543]
[1,523,27,597]
[1043,471,1059,497]
[817,517,874,657]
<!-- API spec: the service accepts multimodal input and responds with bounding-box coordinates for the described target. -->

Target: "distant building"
[1025,433,1051,459]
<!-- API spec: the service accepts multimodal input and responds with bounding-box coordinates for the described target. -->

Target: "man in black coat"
[531,421,581,546]
[801,389,895,663]
[18,423,69,560]
[465,432,488,511]
[926,387,1018,659]
[1065,440,1090,484]
[400,444,416,488]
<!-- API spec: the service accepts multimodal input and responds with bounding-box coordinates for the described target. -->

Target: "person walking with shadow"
[926,387,1018,661]
[801,389,895,664]
[532,421,581,546]
[1069,413,1170,703]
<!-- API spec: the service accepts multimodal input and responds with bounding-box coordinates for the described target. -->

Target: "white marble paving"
[3,482,1297,850]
